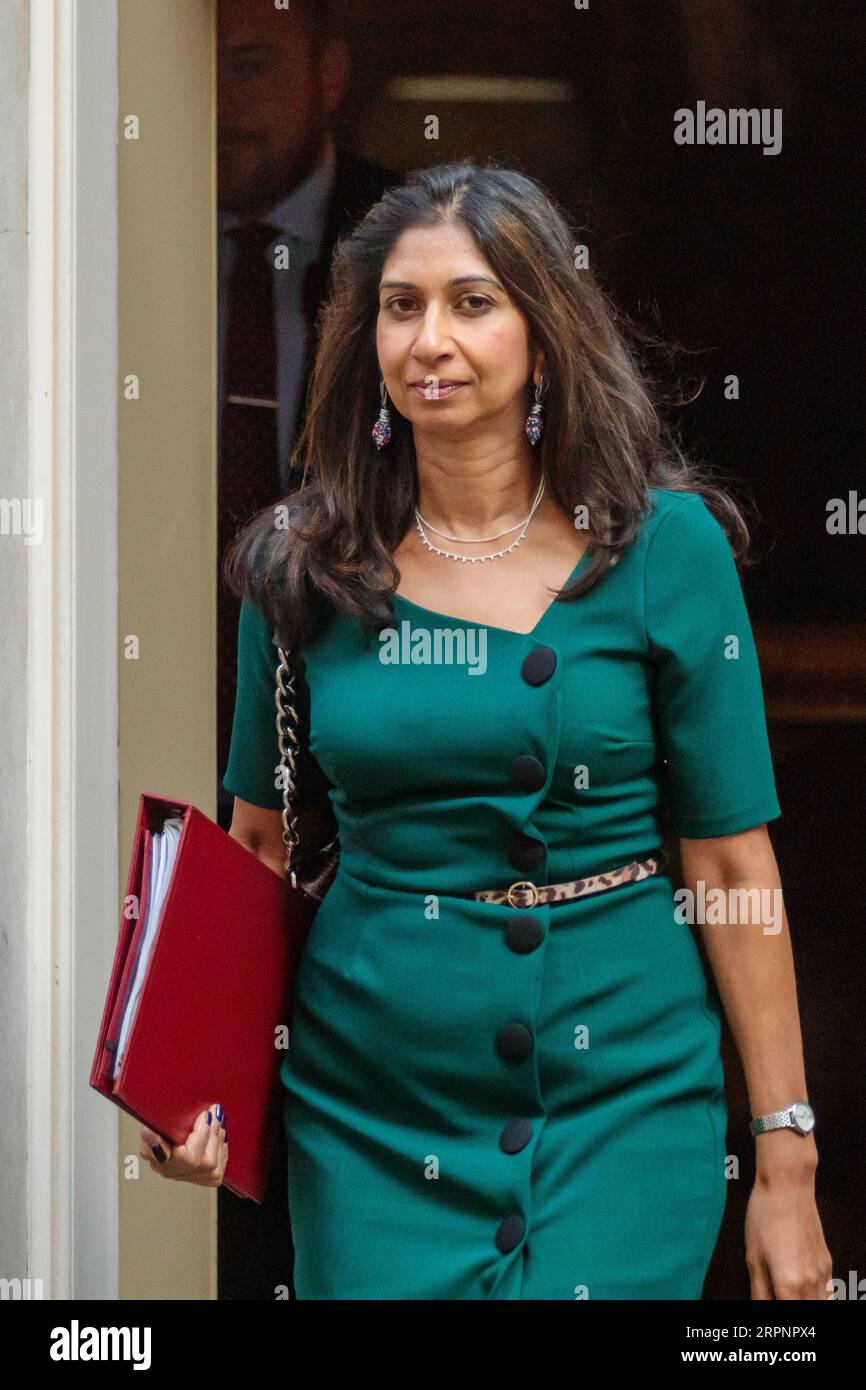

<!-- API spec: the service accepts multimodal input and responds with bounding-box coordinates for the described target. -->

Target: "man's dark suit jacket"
[218,146,399,1301]
[217,146,398,811]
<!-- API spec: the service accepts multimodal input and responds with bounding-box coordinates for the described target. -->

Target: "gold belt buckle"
[506,879,540,909]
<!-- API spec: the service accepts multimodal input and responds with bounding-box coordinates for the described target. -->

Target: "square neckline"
[389,544,594,639]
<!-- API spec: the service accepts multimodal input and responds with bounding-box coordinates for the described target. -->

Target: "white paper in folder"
[112,816,184,1077]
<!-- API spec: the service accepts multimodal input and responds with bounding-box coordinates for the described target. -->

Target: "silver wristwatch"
[749,1101,815,1137]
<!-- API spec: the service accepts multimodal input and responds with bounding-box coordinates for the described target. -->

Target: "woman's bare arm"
[679,825,834,1298]
[679,826,815,1178]
[228,795,335,881]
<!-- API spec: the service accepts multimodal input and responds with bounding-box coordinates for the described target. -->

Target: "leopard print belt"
[457,852,667,909]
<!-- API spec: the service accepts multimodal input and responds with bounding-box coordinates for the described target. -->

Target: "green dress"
[223,486,781,1300]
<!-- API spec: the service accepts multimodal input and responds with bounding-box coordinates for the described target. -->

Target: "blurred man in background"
[217,0,396,832]
[216,0,395,1299]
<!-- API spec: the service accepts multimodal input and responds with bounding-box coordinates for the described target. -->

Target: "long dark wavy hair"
[223,159,757,649]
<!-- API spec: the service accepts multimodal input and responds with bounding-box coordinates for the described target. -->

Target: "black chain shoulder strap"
[274,643,339,899]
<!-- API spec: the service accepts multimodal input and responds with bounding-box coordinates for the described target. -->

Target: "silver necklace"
[414,474,546,563]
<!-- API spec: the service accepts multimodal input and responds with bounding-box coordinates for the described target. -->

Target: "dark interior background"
[220,0,864,1301]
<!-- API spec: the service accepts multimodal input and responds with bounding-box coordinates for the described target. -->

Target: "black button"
[495,1021,534,1062]
[507,829,545,871]
[499,1119,533,1155]
[521,646,556,686]
[495,1214,526,1254]
[504,915,544,954]
[510,754,546,792]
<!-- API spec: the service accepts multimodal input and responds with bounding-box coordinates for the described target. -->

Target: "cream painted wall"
[117,0,217,1299]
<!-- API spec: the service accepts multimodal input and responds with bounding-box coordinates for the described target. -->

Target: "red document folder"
[90,792,309,1203]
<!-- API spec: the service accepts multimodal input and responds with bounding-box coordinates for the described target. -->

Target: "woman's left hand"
[745,1150,833,1299]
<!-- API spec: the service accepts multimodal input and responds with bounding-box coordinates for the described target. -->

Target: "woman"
[141,161,831,1301]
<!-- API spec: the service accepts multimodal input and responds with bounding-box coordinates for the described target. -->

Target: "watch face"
[792,1103,815,1133]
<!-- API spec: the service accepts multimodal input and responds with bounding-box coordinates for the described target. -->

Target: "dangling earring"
[372,378,392,449]
[525,377,545,445]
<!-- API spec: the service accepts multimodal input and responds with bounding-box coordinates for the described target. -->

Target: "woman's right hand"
[139,1103,228,1188]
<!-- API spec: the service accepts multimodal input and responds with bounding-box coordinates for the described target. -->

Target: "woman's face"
[376,221,542,438]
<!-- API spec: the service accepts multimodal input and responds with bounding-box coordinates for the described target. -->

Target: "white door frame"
[28,0,120,1299]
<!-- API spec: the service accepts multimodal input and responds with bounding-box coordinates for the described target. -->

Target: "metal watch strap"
[749,1102,814,1137]
[750,1107,796,1136]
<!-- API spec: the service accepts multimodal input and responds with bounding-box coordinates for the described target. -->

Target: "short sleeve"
[222,594,333,812]
[644,493,782,838]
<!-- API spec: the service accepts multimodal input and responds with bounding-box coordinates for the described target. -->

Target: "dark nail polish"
[215,1103,224,1122]
[206,1110,212,1124]
[151,1143,167,1163]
